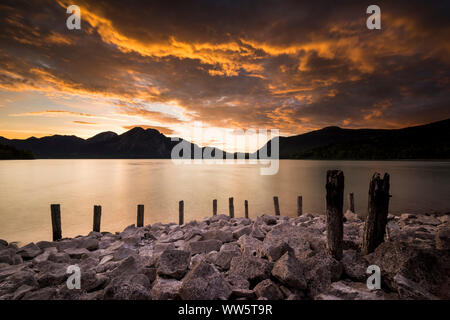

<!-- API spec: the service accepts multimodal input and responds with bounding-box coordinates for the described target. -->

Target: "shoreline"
[0,211,449,300]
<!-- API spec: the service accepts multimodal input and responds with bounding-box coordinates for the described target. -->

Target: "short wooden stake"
[273,196,280,216]
[137,204,144,227]
[50,204,62,241]
[326,170,344,260]
[362,173,391,255]
[297,196,303,216]
[213,199,217,216]
[348,193,355,213]
[229,197,234,218]
[179,200,184,225]
[93,205,101,232]
[244,200,249,219]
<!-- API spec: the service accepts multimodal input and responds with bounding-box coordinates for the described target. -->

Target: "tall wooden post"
[273,196,280,216]
[93,205,101,232]
[326,170,344,260]
[50,204,62,241]
[244,200,249,219]
[179,201,184,225]
[229,197,234,218]
[348,193,355,213]
[297,196,303,216]
[213,199,217,216]
[137,204,144,227]
[362,173,391,255]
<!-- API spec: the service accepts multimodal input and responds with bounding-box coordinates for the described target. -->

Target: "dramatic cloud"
[0,0,449,148]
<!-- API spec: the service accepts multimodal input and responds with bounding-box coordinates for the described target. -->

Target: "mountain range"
[0,118,449,160]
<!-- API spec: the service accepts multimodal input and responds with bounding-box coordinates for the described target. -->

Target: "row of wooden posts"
[50,170,389,258]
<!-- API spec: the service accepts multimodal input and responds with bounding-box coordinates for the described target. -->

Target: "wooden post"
[348,193,355,213]
[229,197,234,218]
[50,204,62,241]
[362,173,391,255]
[297,196,303,216]
[273,196,280,216]
[137,204,144,227]
[179,200,184,225]
[93,205,101,232]
[213,199,217,216]
[244,200,249,219]
[326,170,344,260]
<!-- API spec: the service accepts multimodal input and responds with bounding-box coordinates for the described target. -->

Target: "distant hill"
[0,143,34,160]
[259,118,450,159]
[0,119,448,160]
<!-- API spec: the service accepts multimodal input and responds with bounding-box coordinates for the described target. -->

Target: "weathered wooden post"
[244,200,249,219]
[50,204,62,241]
[137,204,144,227]
[229,197,234,218]
[362,173,391,255]
[273,196,280,216]
[326,170,344,260]
[179,200,184,225]
[213,199,217,216]
[348,193,355,213]
[93,205,101,232]
[297,196,303,216]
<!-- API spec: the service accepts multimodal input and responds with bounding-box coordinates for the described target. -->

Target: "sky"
[0,0,449,152]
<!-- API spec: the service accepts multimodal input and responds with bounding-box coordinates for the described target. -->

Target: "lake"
[0,159,449,244]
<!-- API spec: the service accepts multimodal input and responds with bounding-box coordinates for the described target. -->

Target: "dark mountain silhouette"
[0,143,34,160]
[0,118,448,159]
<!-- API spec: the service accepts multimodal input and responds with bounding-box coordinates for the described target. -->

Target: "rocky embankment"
[0,211,449,300]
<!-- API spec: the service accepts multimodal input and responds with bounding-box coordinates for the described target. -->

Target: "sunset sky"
[0,0,449,151]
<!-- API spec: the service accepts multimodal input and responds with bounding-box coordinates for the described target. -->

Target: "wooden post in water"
[348,193,355,213]
[273,196,280,216]
[93,205,101,232]
[297,196,303,216]
[50,204,62,241]
[137,204,144,227]
[229,197,234,218]
[244,200,249,219]
[326,170,344,260]
[213,199,217,216]
[362,173,391,255]
[179,200,184,225]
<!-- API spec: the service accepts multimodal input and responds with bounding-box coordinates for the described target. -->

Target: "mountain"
[0,143,34,160]
[0,118,448,159]
[259,118,450,159]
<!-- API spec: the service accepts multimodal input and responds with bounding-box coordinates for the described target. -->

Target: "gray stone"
[341,250,369,281]
[104,274,151,300]
[180,261,231,300]
[229,254,272,284]
[157,249,190,279]
[272,251,307,290]
[304,253,343,298]
[189,239,222,255]
[215,244,240,270]
[203,229,233,243]
[64,248,90,259]
[232,226,252,239]
[151,277,182,300]
[435,226,450,250]
[17,243,42,260]
[254,279,283,300]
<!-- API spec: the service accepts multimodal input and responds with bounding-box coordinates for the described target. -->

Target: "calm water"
[0,159,449,244]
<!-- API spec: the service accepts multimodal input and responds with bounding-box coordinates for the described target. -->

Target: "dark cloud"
[0,0,448,136]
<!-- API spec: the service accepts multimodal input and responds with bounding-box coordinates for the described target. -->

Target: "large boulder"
[435,225,450,250]
[214,243,240,270]
[180,261,231,300]
[188,240,222,255]
[229,254,272,284]
[157,249,190,279]
[304,253,343,298]
[263,223,313,260]
[104,274,151,300]
[17,243,42,260]
[341,250,369,281]
[316,280,398,300]
[253,279,283,300]
[271,251,307,290]
[151,277,182,300]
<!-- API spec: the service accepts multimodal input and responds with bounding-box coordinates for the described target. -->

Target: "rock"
[12,284,35,300]
[48,252,70,264]
[259,240,294,262]
[157,249,190,279]
[32,247,57,264]
[226,274,250,290]
[203,229,233,243]
[113,247,137,261]
[188,239,222,255]
[393,274,438,300]
[263,223,313,260]
[104,274,151,300]
[64,248,90,259]
[271,251,307,290]
[304,253,343,298]
[180,261,231,300]
[231,288,255,299]
[35,241,55,250]
[22,287,57,300]
[17,243,42,260]
[237,235,264,256]
[229,254,272,284]
[262,215,277,225]
[435,226,450,250]
[250,223,266,240]
[254,279,283,300]
[232,226,252,239]
[151,277,182,300]
[78,239,99,251]
[0,269,38,297]
[215,243,240,270]
[0,239,8,248]
[316,281,398,300]
[341,250,369,281]
[109,256,142,278]
[36,261,69,287]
